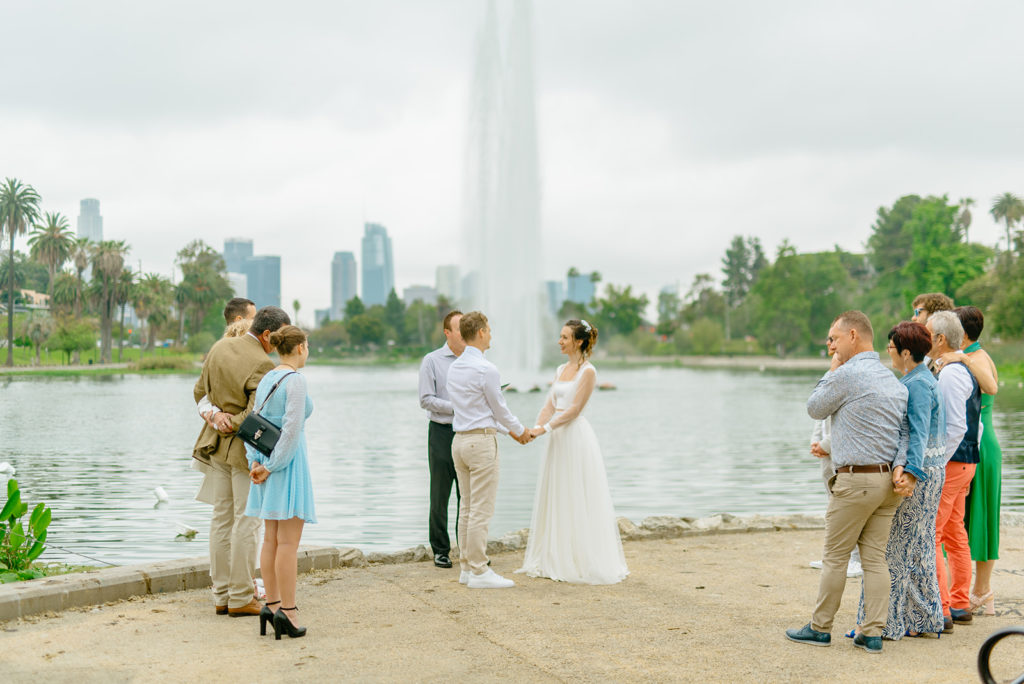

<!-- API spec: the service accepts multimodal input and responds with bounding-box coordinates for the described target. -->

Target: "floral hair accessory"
[580,319,592,332]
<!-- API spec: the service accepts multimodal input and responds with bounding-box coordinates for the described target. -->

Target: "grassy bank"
[0,348,199,376]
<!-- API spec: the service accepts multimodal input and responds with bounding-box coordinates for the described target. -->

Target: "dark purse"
[237,372,296,456]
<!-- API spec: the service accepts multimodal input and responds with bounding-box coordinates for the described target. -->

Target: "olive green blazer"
[192,334,274,470]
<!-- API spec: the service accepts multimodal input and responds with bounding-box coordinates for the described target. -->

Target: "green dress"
[965,342,1002,561]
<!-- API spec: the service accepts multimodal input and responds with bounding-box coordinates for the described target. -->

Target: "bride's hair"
[565,319,598,360]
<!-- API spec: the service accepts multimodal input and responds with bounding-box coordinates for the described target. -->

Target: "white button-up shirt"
[446,346,524,435]
[418,343,458,424]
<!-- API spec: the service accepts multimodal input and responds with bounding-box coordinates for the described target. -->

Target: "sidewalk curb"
[8,509,981,623]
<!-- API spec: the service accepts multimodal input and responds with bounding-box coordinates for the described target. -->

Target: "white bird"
[153,486,170,503]
[0,462,15,476]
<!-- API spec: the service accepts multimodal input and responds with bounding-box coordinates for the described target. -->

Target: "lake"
[2,365,1023,566]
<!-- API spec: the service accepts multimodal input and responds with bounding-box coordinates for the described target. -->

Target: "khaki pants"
[812,471,900,637]
[452,432,500,575]
[206,459,261,608]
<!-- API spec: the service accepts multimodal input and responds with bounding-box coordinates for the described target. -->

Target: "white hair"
[929,310,964,351]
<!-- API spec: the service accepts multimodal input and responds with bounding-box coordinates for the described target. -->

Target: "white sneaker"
[467,569,514,589]
[809,560,823,569]
[847,560,863,578]
[459,571,470,585]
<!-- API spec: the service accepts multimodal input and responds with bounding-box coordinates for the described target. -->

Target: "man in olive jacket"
[192,305,290,616]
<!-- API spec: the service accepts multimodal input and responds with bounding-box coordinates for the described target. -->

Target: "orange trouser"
[935,461,977,614]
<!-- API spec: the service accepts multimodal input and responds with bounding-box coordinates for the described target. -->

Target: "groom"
[446,311,532,589]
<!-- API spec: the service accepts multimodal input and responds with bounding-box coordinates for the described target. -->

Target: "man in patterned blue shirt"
[786,310,908,655]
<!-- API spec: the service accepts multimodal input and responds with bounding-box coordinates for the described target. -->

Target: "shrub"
[134,355,194,371]
[0,479,52,583]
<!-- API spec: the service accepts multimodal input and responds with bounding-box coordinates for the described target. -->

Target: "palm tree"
[956,197,975,243]
[20,312,54,366]
[132,273,172,353]
[293,299,301,325]
[68,237,92,364]
[89,239,129,364]
[27,211,74,300]
[990,192,1024,257]
[0,178,42,366]
[114,269,135,362]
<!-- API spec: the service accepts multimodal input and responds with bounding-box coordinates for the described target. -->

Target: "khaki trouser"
[452,431,500,575]
[812,471,900,637]
[206,459,261,608]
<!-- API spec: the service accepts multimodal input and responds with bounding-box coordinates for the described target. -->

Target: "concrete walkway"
[3,527,1023,682]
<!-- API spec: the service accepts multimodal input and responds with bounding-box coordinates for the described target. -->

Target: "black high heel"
[273,607,307,640]
[260,601,281,636]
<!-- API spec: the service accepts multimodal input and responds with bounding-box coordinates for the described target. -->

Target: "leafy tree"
[990,192,1024,258]
[899,195,991,306]
[384,289,406,341]
[405,300,440,347]
[593,284,648,336]
[346,313,387,348]
[47,318,96,364]
[292,299,301,326]
[680,273,725,326]
[690,317,724,355]
[567,266,580,278]
[344,296,366,318]
[175,240,232,337]
[27,212,74,299]
[721,235,766,339]
[89,239,130,363]
[656,288,681,336]
[0,178,41,366]
[309,320,349,350]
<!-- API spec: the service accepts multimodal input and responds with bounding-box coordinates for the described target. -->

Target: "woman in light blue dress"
[245,325,316,639]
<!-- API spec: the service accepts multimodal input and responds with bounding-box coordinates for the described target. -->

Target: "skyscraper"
[331,251,358,319]
[223,238,254,274]
[361,222,394,307]
[243,255,281,308]
[77,199,103,242]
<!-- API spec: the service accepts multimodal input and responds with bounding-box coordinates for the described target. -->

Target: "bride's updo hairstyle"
[268,325,307,356]
[566,319,598,361]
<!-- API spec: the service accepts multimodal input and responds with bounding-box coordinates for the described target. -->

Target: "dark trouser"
[428,421,459,555]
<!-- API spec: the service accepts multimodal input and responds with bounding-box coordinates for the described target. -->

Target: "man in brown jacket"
[193,305,290,616]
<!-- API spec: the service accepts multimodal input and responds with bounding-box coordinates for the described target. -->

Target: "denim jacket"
[902,363,946,481]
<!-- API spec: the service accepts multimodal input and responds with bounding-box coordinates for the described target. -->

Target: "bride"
[517,319,628,585]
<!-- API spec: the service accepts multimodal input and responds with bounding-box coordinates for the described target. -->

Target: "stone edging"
[4,511,1021,622]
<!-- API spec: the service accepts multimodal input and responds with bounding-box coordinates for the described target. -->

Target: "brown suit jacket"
[192,334,275,471]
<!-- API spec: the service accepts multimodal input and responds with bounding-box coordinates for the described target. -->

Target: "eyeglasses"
[913,307,924,316]
[826,337,835,344]
[886,343,896,351]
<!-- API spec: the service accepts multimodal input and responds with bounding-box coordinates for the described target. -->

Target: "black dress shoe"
[950,608,973,624]
[434,554,452,568]
[943,616,954,633]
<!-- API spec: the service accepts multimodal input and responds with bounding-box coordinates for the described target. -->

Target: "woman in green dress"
[942,306,1001,615]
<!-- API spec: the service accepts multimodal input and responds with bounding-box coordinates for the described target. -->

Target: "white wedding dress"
[517,361,628,584]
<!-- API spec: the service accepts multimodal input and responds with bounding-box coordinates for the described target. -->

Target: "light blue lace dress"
[244,369,317,523]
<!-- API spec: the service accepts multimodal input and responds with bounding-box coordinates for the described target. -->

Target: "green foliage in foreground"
[0,479,52,582]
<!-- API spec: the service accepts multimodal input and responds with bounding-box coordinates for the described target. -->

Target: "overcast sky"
[3,1,1022,318]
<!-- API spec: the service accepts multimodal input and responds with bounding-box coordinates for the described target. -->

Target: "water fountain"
[460,0,544,384]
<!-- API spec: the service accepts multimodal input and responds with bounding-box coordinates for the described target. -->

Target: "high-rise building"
[227,272,248,300]
[361,222,394,307]
[243,255,281,308]
[567,272,596,304]
[435,265,460,302]
[223,238,254,274]
[545,280,565,316]
[331,251,358,319]
[77,199,103,243]
[403,285,438,306]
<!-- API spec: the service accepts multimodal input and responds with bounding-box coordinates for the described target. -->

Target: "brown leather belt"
[835,464,891,474]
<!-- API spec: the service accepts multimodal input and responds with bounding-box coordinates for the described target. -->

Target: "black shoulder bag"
[237,371,296,456]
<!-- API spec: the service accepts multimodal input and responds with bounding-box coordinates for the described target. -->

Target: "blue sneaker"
[853,633,882,654]
[785,623,831,647]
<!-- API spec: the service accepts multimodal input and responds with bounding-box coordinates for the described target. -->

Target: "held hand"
[250,464,270,484]
[202,411,217,429]
[937,351,960,368]
[810,442,828,458]
[513,430,532,445]
[215,412,234,433]
[529,426,546,439]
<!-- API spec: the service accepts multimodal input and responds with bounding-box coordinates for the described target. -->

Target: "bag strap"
[253,371,297,415]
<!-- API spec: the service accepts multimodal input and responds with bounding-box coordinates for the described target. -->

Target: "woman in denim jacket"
[855,321,946,639]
